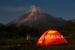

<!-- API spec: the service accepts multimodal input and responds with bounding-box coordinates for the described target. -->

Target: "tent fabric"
[37,30,68,46]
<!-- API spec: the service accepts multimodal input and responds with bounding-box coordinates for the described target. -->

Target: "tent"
[37,30,68,46]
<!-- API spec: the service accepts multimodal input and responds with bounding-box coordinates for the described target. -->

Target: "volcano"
[10,5,65,28]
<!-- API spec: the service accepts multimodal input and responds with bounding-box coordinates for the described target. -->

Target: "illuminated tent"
[37,30,68,46]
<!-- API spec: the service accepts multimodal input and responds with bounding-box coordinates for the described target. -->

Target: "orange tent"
[37,30,68,46]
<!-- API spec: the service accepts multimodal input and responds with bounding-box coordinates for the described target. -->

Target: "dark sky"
[0,0,75,24]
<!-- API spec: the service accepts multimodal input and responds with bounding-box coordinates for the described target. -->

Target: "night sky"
[0,0,75,24]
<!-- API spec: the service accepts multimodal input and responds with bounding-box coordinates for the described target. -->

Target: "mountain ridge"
[8,5,66,28]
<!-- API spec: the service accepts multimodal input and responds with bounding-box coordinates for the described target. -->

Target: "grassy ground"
[0,35,75,50]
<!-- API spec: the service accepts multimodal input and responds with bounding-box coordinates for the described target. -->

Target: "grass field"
[0,35,75,50]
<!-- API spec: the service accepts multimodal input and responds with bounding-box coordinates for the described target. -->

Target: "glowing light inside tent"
[37,30,68,46]
[48,30,57,34]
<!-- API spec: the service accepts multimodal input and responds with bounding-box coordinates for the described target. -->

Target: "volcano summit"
[10,5,65,28]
